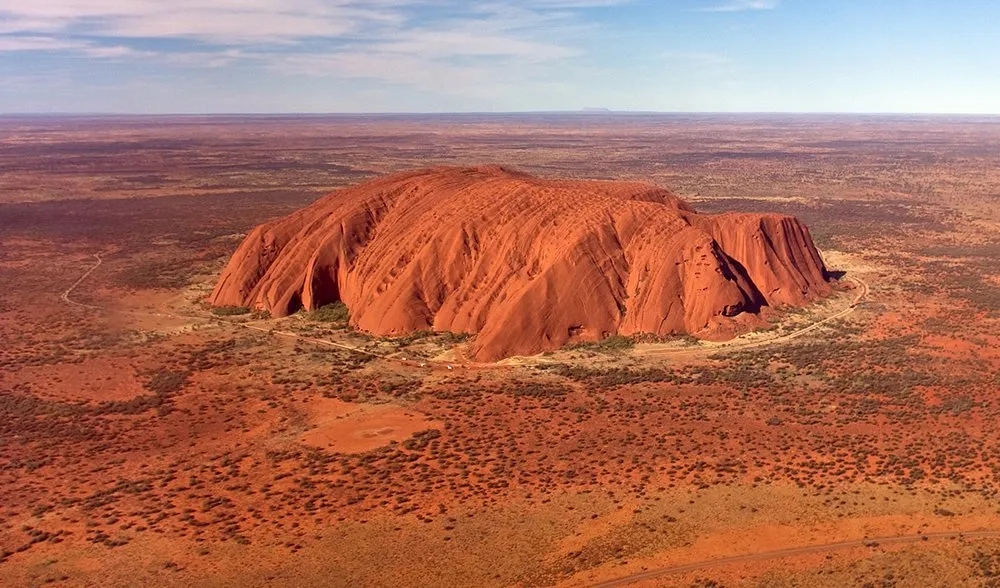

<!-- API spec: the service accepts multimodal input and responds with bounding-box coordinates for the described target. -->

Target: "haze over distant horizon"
[1,0,998,115]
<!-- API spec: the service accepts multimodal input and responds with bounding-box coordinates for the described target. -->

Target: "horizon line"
[3,110,1000,118]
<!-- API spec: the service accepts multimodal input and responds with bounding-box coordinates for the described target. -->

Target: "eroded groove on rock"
[210,166,831,361]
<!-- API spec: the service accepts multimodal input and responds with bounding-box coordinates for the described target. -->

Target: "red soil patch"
[8,357,144,402]
[300,398,440,454]
[923,335,981,358]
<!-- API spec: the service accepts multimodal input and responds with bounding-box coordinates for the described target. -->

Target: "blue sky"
[1,0,998,113]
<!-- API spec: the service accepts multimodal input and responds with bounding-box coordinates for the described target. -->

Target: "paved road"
[590,528,1000,587]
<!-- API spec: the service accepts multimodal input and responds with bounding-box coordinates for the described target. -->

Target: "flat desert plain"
[1,114,1000,587]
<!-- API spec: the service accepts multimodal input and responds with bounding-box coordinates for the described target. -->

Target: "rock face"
[210,166,830,361]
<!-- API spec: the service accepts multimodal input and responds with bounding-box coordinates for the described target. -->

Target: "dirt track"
[629,275,869,360]
[62,253,869,370]
[588,528,1000,587]
[60,252,105,310]
[61,252,431,368]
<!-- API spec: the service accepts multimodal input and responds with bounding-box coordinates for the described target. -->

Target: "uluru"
[210,166,831,361]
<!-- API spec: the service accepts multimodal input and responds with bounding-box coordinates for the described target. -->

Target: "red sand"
[299,398,440,453]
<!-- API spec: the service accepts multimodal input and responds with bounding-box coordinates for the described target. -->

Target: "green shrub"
[438,331,472,344]
[394,330,435,345]
[403,429,441,451]
[389,330,471,346]
[307,302,349,323]
[212,305,251,316]
[567,334,635,352]
[146,370,189,395]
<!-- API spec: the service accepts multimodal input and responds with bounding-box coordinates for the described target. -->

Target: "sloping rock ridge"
[210,166,831,361]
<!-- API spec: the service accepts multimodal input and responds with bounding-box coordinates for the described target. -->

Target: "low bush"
[212,305,251,316]
[307,302,349,323]
[567,335,635,352]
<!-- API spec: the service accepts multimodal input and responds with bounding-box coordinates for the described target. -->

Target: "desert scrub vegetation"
[94,369,190,416]
[566,335,635,352]
[394,330,470,345]
[307,301,349,324]
[116,258,198,289]
[144,369,190,395]
[212,305,251,316]
[437,331,472,344]
[633,332,702,346]
[402,428,442,451]
[321,373,424,402]
[539,364,688,389]
[509,381,572,399]
[379,330,471,346]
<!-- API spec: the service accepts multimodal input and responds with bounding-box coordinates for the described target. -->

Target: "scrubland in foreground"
[1,114,999,587]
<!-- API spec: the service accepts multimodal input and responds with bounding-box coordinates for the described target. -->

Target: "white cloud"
[373,31,577,61]
[0,1,632,44]
[0,0,632,101]
[0,34,153,58]
[81,44,151,58]
[696,0,780,12]
[0,1,402,43]
[0,35,81,51]
[0,0,621,65]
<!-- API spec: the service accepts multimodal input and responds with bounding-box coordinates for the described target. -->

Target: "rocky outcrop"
[210,166,830,361]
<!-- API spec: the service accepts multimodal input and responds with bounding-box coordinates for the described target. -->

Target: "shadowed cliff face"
[210,166,830,361]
